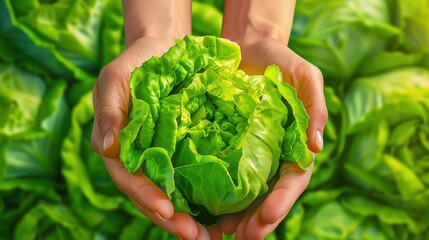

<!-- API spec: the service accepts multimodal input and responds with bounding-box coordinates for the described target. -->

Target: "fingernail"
[316,130,324,151]
[155,212,167,222]
[103,131,115,151]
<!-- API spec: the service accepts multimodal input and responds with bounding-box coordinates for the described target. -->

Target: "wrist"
[222,23,290,47]
[123,0,191,47]
[131,21,190,46]
[221,0,295,47]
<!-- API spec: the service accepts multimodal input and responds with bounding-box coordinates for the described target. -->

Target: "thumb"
[298,66,328,153]
[306,101,328,153]
[92,63,130,158]
[285,60,327,153]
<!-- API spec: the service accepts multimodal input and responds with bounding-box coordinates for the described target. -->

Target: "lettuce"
[61,92,125,211]
[119,35,312,224]
[393,0,429,53]
[0,64,69,182]
[344,68,429,231]
[0,64,69,238]
[289,0,399,82]
[14,201,92,240]
[278,189,420,240]
[0,0,124,81]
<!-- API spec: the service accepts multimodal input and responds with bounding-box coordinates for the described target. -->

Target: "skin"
[92,0,327,239]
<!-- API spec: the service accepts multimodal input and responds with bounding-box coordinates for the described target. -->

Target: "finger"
[131,199,200,240]
[91,37,174,158]
[306,100,328,153]
[92,61,131,158]
[289,60,327,153]
[207,225,223,240]
[235,213,252,240]
[102,156,175,220]
[245,206,284,240]
[196,223,211,240]
[165,213,200,240]
[268,47,327,153]
[239,162,312,240]
[218,211,245,235]
[260,162,313,224]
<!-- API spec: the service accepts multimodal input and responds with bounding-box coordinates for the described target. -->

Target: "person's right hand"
[91,36,215,240]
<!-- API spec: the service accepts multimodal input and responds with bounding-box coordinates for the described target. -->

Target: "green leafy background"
[0,0,428,239]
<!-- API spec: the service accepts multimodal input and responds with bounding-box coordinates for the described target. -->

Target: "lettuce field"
[0,0,428,239]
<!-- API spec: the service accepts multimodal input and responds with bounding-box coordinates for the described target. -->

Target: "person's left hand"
[218,38,328,240]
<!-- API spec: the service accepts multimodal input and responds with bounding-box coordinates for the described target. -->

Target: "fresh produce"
[119,35,312,224]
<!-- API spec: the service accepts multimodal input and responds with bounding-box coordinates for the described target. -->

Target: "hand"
[91,37,215,240]
[218,38,328,240]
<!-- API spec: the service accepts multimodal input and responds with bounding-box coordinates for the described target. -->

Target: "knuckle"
[320,106,329,122]
[308,64,323,81]
[308,100,329,123]
[98,61,130,90]
[116,181,126,193]
[100,61,121,79]
[280,163,306,176]
[296,63,324,84]
[96,105,118,129]
[112,167,129,193]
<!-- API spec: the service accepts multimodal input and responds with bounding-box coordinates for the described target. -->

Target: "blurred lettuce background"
[0,0,428,239]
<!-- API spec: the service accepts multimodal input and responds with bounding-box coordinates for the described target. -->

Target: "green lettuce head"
[344,68,429,214]
[0,64,69,238]
[0,0,124,80]
[0,64,69,184]
[279,191,420,240]
[289,0,399,82]
[119,35,312,224]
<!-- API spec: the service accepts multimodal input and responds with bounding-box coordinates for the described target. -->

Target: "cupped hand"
[219,38,328,240]
[91,37,216,240]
